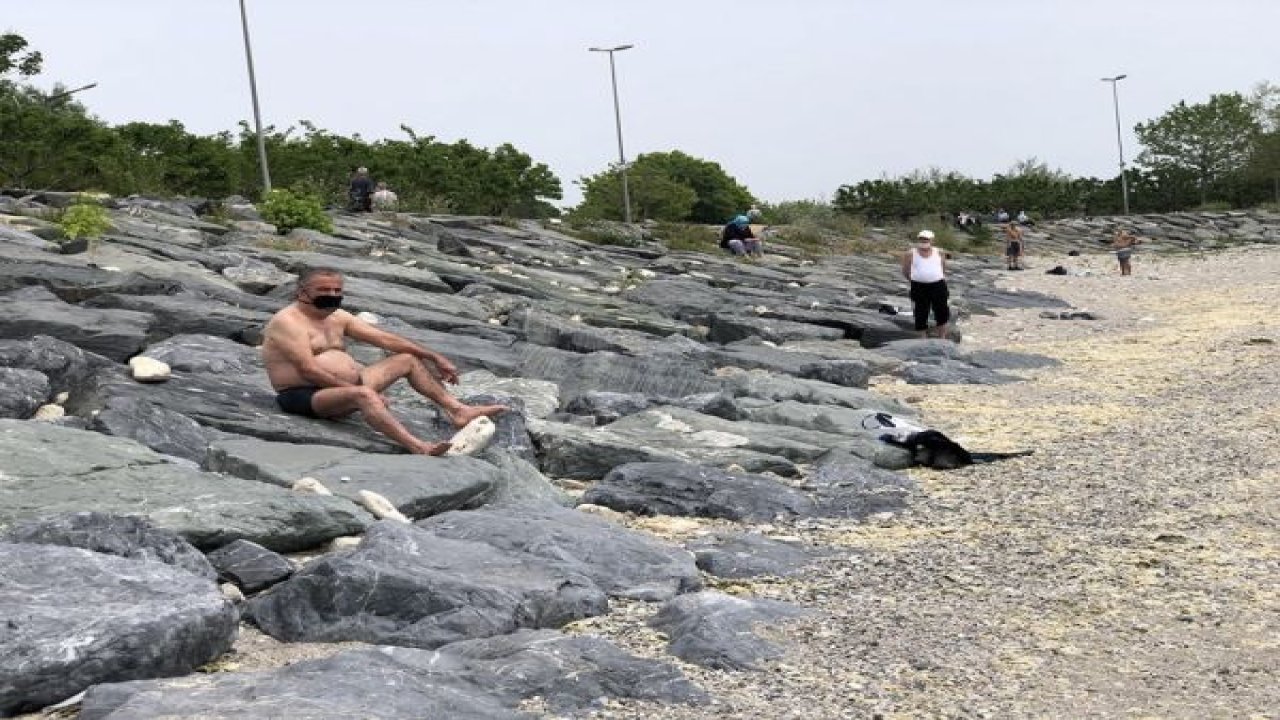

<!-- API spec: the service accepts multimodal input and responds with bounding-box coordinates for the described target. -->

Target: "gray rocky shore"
[1,191,1277,718]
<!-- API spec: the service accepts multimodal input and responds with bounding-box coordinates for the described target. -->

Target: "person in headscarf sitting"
[720,215,761,257]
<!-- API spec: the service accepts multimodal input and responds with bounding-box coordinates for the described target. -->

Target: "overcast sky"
[6,1,1278,207]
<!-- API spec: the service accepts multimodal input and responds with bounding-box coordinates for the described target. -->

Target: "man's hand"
[434,357,460,384]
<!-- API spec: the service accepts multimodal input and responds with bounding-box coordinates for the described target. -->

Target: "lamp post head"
[1101,74,1128,83]
[589,44,634,53]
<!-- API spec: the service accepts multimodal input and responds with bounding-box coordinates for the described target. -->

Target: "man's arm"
[900,252,912,281]
[267,317,358,388]
[343,314,460,383]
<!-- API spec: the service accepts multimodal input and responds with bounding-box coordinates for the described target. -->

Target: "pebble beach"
[574,245,1280,719]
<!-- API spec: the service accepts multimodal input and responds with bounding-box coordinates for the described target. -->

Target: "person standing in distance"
[900,230,950,340]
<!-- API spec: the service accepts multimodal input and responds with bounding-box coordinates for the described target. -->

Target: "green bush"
[1193,201,1233,211]
[260,188,333,235]
[654,222,718,252]
[57,200,111,240]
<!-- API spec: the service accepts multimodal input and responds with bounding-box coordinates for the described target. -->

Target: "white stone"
[576,504,626,523]
[691,430,751,447]
[356,311,380,325]
[445,416,496,457]
[328,536,363,551]
[128,356,171,383]
[637,269,656,279]
[753,305,769,315]
[53,392,70,405]
[32,404,65,422]
[654,413,694,433]
[292,477,333,495]
[357,490,410,523]
[220,583,245,603]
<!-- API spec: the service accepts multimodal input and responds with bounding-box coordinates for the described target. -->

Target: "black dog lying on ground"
[880,430,1034,470]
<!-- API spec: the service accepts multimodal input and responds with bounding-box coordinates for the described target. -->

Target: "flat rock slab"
[248,521,608,648]
[419,504,702,601]
[686,533,816,578]
[1,511,216,580]
[204,436,498,519]
[0,288,153,361]
[0,367,49,418]
[81,629,706,719]
[648,590,812,670]
[584,461,819,522]
[205,539,294,593]
[0,421,372,552]
[0,543,237,716]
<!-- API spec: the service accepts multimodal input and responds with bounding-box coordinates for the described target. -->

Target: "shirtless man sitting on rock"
[262,267,505,455]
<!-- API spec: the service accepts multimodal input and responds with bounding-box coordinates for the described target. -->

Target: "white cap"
[917,230,935,240]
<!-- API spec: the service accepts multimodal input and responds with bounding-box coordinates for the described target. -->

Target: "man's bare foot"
[411,441,452,456]
[447,404,507,429]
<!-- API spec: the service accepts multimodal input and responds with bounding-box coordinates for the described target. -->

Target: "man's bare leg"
[310,386,451,456]
[361,354,506,429]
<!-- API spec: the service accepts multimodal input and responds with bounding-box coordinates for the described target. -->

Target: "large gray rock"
[707,313,845,344]
[648,591,811,670]
[1,286,152,361]
[204,436,498,519]
[528,416,799,480]
[84,290,271,341]
[206,539,294,593]
[419,504,701,601]
[898,358,1020,385]
[686,533,816,579]
[0,543,237,716]
[248,521,608,648]
[0,367,49,418]
[723,370,915,414]
[518,345,722,400]
[80,630,707,719]
[584,462,818,522]
[475,448,574,508]
[0,421,372,551]
[0,335,112,399]
[1,512,217,580]
[90,395,214,464]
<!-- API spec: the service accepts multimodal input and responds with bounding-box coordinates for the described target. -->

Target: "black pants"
[909,280,950,331]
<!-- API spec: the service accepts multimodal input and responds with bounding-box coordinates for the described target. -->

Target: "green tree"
[575,150,753,223]
[574,162,697,221]
[0,32,43,78]
[1135,92,1261,205]
[1246,83,1280,203]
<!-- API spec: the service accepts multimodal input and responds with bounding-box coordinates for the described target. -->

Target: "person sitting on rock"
[371,182,399,211]
[261,267,506,455]
[347,167,374,212]
[720,215,761,257]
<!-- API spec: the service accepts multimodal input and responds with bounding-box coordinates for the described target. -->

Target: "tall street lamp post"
[45,83,98,104]
[589,44,634,224]
[1101,74,1129,215]
[239,0,272,194]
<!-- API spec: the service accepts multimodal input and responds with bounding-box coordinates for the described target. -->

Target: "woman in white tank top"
[899,230,950,339]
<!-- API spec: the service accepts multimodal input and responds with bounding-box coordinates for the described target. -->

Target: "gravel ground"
[574,246,1280,719]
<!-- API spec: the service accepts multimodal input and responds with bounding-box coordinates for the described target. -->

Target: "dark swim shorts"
[276,386,320,417]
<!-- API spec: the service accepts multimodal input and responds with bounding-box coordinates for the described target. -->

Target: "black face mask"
[311,294,343,310]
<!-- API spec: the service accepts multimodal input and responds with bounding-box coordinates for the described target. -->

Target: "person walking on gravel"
[901,230,951,340]
[1004,223,1025,271]
[1112,228,1141,276]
